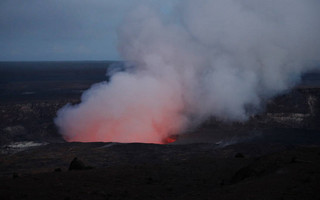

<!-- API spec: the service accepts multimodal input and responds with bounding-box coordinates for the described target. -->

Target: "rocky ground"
[0,86,320,199]
[1,63,320,199]
[0,142,320,200]
[0,99,73,146]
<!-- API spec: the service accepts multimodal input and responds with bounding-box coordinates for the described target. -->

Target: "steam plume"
[55,0,320,143]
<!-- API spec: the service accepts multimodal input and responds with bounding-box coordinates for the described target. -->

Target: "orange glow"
[56,74,186,145]
[62,102,185,144]
[162,135,179,144]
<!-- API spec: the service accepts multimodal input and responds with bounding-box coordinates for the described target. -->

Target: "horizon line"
[0,59,123,62]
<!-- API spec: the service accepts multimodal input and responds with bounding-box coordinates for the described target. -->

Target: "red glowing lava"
[162,135,179,144]
[55,73,187,144]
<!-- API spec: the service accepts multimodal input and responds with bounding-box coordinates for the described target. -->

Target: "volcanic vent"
[55,0,320,144]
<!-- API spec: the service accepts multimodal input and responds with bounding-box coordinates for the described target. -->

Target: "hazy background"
[0,0,177,61]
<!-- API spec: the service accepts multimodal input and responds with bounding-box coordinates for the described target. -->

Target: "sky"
[0,0,175,61]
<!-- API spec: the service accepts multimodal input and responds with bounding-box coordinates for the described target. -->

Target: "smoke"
[55,0,320,143]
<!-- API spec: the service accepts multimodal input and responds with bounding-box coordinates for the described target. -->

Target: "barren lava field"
[1,61,320,200]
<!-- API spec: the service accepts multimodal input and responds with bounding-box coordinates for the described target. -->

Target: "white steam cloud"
[55,0,320,143]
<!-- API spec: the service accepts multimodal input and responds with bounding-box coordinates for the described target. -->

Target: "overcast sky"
[0,0,175,61]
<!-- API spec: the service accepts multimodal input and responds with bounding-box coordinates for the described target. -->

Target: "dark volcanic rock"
[0,99,72,145]
[0,142,320,200]
[234,152,244,158]
[69,157,86,171]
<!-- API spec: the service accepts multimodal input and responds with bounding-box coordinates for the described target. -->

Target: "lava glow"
[55,74,187,144]
[163,135,179,144]
[59,104,184,144]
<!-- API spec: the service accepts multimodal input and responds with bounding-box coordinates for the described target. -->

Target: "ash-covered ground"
[1,61,320,199]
